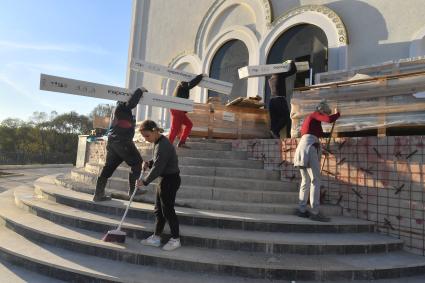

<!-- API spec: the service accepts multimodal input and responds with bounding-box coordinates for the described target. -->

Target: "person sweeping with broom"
[293,100,340,222]
[136,120,182,251]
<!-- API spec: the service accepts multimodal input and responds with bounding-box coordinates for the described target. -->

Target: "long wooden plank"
[130,60,232,95]
[297,70,425,91]
[238,61,309,79]
[39,74,193,112]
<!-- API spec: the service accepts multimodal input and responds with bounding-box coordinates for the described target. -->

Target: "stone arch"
[255,5,349,99]
[200,26,260,103]
[195,0,273,57]
[260,5,348,69]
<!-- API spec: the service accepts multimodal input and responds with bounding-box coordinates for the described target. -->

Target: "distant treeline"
[0,104,113,165]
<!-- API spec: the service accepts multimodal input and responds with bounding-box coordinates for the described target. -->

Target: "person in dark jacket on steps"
[136,120,182,251]
[268,60,297,139]
[168,73,204,148]
[93,87,148,202]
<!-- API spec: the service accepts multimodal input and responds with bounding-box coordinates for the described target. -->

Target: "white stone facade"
[127,0,425,124]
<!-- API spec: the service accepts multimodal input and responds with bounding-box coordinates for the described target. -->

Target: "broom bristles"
[102,229,127,243]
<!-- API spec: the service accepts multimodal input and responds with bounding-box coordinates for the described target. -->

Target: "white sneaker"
[140,234,161,247]
[162,238,181,251]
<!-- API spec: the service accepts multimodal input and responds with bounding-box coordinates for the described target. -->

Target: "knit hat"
[316,99,331,115]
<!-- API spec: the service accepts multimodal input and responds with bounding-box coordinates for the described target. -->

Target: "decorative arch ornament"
[271,4,348,45]
[195,0,273,56]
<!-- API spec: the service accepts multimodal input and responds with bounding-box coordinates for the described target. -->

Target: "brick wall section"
[231,136,425,255]
[85,136,425,255]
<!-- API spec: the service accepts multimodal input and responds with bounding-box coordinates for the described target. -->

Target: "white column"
[126,0,150,121]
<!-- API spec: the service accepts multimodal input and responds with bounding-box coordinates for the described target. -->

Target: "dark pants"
[95,141,142,196]
[154,173,181,239]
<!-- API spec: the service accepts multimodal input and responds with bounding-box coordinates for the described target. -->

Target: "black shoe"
[93,195,112,202]
[295,210,310,218]
[309,213,331,222]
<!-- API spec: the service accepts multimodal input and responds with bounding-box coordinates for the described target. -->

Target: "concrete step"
[179,156,263,169]
[175,148,248,160]
[181,141,232,151]
[0,215,269,282]
[86,163,281,181]
[72,169,297,192]
[65,174,300,204]
[16,190,404,255]
[65,172,339,215]
[3,192,425,281]
[0,260,64,283]
[36,175,375,233]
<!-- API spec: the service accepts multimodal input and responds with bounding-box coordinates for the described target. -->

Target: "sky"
[0,0,132,122]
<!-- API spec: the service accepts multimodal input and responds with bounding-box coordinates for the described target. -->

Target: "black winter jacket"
[173,74,203,99]
[108,89,143,142]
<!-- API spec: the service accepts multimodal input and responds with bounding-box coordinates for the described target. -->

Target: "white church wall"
[130,0,425,122]
[269,0,425,67]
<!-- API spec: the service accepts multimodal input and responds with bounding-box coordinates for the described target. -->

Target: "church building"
[126,0,425,125]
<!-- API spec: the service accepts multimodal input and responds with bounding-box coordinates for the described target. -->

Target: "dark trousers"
[154,173,181,238]
[96,141,142,195]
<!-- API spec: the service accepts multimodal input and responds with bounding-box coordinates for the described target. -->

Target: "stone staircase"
[0,139,425,282]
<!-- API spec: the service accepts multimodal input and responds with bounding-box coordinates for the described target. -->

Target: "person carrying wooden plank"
[268,60,297,139]
[293,100,340,221]
[93,87,148,201]
[169,74,205,148]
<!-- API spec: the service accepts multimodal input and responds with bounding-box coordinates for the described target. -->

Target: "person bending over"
[137,120,182,251]
[293,100,340,221]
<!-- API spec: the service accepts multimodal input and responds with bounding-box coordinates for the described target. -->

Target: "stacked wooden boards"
[291,69,425,137]
[187,102,270,139]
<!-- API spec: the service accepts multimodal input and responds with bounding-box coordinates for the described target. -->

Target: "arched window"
[265,24,328,106]
[209,39,249,104]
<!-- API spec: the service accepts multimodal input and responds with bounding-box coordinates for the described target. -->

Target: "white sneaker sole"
[162,244,181,251]
[140,240,161,247]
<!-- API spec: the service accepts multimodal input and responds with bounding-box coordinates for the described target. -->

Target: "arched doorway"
[264,24,328,106]
[208,39,249,104]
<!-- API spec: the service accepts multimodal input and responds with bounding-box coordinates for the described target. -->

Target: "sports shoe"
[295,210,310,218]
[309,213,331,222]
[141,234,161,247]
[162,237,181,251]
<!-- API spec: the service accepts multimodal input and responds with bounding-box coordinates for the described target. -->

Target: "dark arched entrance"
[265,24,328,106]
[209,39,249,104]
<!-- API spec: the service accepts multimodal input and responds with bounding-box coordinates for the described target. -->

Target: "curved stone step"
[62,173,340,216]
[0,224,262,283]
[71,169,297,192]
[179,157,263,169]
[85,163,281,181]
[35,175,375,233]
[0,260,64,283]
[3,193,425,281]
[180,141,232,151]
[16,191,404,255]
[175,148,248,160]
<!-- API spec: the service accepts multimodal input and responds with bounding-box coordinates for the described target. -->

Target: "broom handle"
[117,170,145,231]
[321,121,335,173]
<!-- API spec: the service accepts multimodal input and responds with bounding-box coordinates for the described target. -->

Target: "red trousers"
[169,109,193,144]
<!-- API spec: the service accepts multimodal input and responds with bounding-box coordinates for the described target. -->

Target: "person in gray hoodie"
[136,120,182,251]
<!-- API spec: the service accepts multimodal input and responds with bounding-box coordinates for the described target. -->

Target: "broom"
[102,171,147,243]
